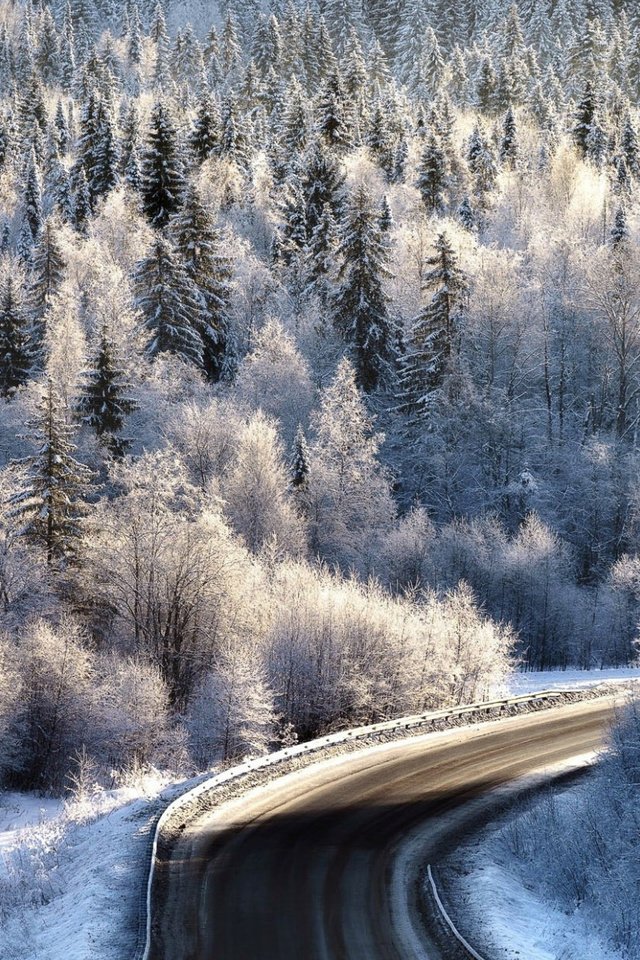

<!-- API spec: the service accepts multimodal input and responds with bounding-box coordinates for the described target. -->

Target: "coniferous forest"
[0,0,638,792]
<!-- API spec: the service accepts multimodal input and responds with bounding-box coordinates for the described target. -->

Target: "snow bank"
[0,774,192,960]
[503,666,640,696]
[457,849,620,960]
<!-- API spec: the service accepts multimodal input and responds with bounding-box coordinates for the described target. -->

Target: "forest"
[0,0,638,792]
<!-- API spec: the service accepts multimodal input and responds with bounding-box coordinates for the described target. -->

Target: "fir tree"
[416,133,448,213]
[11,379,91,565]
[78,325,137,455]
[305,201,338,305]
[134,235,204,367]
[611,206,629,248]
[300,139,345,238]
[290,424,310,489]
[22,150,43,242]
[333,184,394,392]
[29,219,66,369]
[316,68,352,150]
[189,92,221,164]
[171,184,233,382]
[500,106,519,167]
[0,272,32,397]
[140,102,185,228]
[398,231,467,417]
[573,82,596,158]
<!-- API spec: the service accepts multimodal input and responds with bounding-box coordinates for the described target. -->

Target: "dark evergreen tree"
[500,105,519,167]
[305,201,338,304]
[22,150,43,242]
[398,231,467,417]
[73,167,92,235]
[300,139,345,239]
[171,184,233,382]
[78,325,137,454]
[189,92,221,163]
[573,82,596,158]
[316,68,352,150]
[11,379,91,565]
[29,219,66,368]
[134,235,204,366]
[290,424,310,489]
[0,272,32,397]
[611,206,629,248]
[416,133,448,213]
[333,184,394,392]
[140,102,185,228]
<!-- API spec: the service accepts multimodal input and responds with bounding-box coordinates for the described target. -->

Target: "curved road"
[151,696,619,960]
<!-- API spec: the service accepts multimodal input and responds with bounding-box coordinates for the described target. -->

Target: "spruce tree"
[573,82,596,158]
[333,184,394,392]
[78,325,137,454]
[611,206,629,249]
[29,219,66,369]
[189,92,221,164]
[171,184,232,382]
[11,379,91,565]
[398,231,467,417]
[22,150,43,242]
[290,424,310,489]
[300,139,345,239]
[305,201,338,305]
[0,272,32,396]
[140,102,185,228]
[416,133,448,213]
[500,106,519,167]
[134,235,204,367]
[316,68,352,151]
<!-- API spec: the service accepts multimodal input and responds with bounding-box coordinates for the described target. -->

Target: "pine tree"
[573,81,596,157]
[189,92,221,164]
[29,219,66,369]
[140,102,185,228]
[458,195,477,231]
[500,106,519,167]
[78,325,137,454]
[305,201,338,304]
[171,184,232,382]
[11,379,91,565]
[333,184,394,392]
[610,206,629,249]
[22,150,43,242]
[290,424,310,489]
[416,133,448,213]
[300,139,345,238]
[0,271,32,396]
[398,231,467,417]
[620,114,640,179]
[134,235,204,367]
[73,167,92,235]
[316,68,352,150]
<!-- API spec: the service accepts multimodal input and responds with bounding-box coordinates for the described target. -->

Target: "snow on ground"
[503,666,640,696]
[0,772,206,960]
[456,846,621,960]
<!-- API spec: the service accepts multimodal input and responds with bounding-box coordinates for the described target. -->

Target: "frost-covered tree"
[306,358,395,569]
[11,380,91,565]
[333,184,394,392]
[140,102,185,228]
[134,236,203,367]
[78,326,137,455]
[0,272,32,396]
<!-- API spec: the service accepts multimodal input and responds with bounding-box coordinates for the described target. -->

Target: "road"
[151,696,619,960]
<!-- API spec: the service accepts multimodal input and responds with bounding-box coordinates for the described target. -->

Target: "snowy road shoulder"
[0,774,199,960]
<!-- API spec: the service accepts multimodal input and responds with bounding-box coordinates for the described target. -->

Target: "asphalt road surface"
[151,696,620,960]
